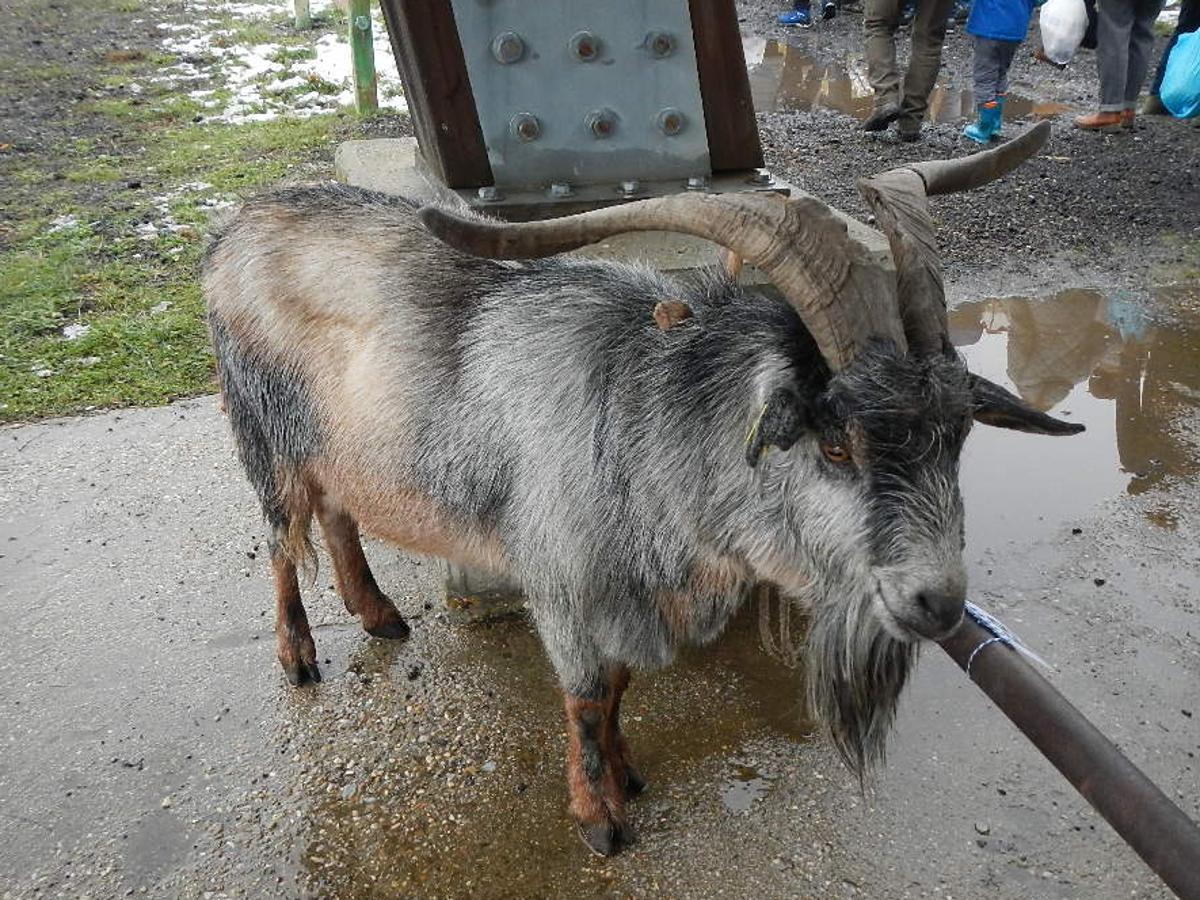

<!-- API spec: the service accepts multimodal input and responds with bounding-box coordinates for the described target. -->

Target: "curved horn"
[858,122,1053,356]
[419,192,906,371]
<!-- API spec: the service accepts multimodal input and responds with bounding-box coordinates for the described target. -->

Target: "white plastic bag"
[1039,0,1088,65]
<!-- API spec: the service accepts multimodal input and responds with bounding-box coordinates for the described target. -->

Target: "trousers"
[1095,0,1168,110]
[864,0,957,129]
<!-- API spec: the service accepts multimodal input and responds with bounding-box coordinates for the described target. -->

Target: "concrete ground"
[3,271,1198,899]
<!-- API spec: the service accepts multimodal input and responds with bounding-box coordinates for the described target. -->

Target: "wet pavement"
[3,278,1199,898]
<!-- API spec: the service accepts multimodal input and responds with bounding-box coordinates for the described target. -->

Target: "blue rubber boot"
[963,100,1002,144]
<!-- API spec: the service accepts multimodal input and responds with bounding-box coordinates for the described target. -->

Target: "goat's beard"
[803,585,918,783]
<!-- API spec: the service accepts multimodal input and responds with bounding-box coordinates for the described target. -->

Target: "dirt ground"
[2,1,1199,898]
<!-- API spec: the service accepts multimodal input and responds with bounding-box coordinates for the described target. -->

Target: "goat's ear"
[746,387,808,467]
[970,374,1085,436]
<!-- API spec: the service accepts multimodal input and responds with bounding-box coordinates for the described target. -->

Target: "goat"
[203,122,1081,856]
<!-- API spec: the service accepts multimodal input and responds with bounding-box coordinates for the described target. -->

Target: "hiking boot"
[897,124,921,142]
[862,103,901,131]
[1072,110,1124,131]
[963,99,1003,144]
[778,7,812,25]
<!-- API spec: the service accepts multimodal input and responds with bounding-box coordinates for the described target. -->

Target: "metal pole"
[293,0,310,30]
[349,0,378,114]
[940,616,1200,899]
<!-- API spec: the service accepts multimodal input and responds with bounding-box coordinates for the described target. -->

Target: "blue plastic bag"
[1161,31,1200,119]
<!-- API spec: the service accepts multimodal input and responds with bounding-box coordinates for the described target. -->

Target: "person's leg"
[864,0,904,118]
[1097,0,1136,111]
[964,38,1007,142]
[1124,0,1167,108]
[897,0,956,137]
[994,39,1019,98]
[1077,0,1136,127]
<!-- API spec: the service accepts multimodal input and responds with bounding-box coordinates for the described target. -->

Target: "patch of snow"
[150,301,173,314]
[62,324,91,341]
[48,214,79,233]
[157,0,405,123]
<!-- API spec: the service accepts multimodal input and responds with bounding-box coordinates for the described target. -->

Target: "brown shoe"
[1121,109,1136,129]
[1073,110,1124,131]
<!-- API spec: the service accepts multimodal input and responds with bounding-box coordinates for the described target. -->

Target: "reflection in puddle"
[953,284,1200,549]
[721,762,775,813]
[743,37,1070,123]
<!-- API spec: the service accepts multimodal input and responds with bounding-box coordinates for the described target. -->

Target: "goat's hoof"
[623,766,647,799]
[282,658,322,686]
[365,616,411,641]
[576,820,635,857]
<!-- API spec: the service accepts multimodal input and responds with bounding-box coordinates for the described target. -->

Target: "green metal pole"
[293,0,310,30]
[349,0,378,114]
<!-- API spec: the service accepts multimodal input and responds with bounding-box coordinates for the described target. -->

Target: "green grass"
[0,0,407,422]
[1,108,363,421]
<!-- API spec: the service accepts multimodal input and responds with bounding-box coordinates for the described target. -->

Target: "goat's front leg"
[564,690,634,856]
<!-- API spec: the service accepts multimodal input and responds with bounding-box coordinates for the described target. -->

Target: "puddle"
[288,601,814,897]
[743,37,1070,123]
[721,762,775,813]
[953,284,1200,550]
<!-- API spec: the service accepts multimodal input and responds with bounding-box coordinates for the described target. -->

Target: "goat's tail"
[208,312,322,578]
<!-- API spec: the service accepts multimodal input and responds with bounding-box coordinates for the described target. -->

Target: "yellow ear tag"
[745,402,769,458]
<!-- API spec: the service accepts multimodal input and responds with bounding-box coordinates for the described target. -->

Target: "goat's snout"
[910,577,966,639]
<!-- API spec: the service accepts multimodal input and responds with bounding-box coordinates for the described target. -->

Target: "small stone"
[161,796,173,809]
[481,760,497,773]
[974,821,990,835]
[1094,578,1106,587]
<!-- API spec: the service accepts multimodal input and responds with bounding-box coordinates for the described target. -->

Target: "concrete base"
[334,137,894,619]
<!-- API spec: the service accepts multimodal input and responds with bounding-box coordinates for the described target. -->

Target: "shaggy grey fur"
[205,185,980,778]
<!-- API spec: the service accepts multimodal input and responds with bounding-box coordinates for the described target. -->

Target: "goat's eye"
[821,441,851,464]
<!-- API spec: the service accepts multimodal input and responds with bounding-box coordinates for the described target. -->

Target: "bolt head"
[491,31,525,64]
[477,186,500,202]
[620,180,641,197]
[509,112,540,142]
[748,168,774,186]
[586,108,617,139]
[569,31,601,61]
[646,31,675,57]
[549,182,574,199]
[686,176,709,192]
[656,107,685,136]
[353,14,371,31]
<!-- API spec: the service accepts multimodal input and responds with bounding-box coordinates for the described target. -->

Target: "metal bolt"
[747,168,774,186]
[569,31,601,61]
[549,182,574,199]
[509,112,540,142]
[645,31,675,58]
[686,175,709,192]
[477,186,501,202]
[491,31,525,64]
[353,14,370,31]
[656,107,686,136]
[585,108,617,139]
[619,180,641,197]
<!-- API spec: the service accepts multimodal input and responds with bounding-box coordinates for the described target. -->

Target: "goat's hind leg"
[607,665,646,799]
[272,544,321,686]
[315,501,410,641]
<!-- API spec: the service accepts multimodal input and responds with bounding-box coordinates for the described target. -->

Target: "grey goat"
[203,122,1080,855]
